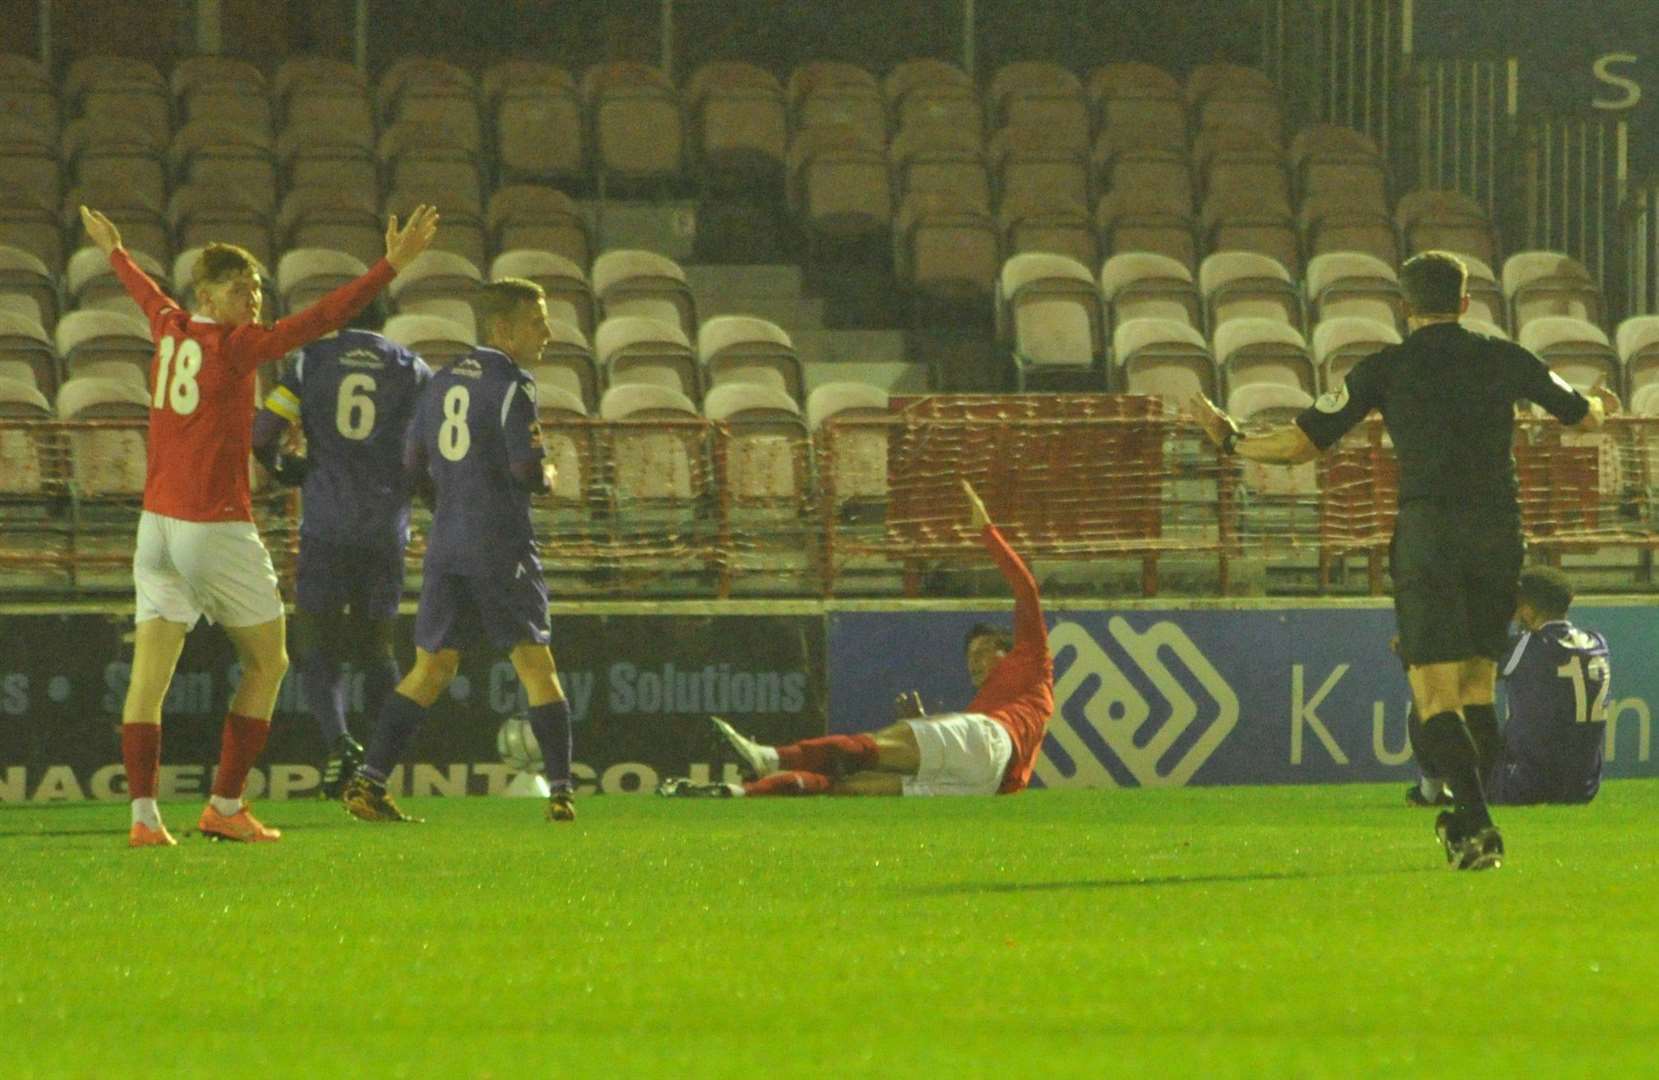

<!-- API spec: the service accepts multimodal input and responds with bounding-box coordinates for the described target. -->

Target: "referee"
[1187,251,1612,871]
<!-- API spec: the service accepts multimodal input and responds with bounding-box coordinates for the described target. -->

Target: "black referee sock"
[1419,711,1492,829]
[1463,703,1502,781]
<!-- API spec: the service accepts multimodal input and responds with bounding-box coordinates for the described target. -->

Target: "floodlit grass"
[3,783,1658,1077]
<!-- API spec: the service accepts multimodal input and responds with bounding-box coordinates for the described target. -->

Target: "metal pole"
[37,0,50,70]
[198,0,223,55]
[962,0,976,82]
[660,0,674,81]
[355,0,369,74]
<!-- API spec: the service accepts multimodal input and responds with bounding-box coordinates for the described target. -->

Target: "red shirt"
[966,525,1054,794]
[111,249,396,522]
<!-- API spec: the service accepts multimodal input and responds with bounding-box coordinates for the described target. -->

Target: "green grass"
[4,784,1658,1078]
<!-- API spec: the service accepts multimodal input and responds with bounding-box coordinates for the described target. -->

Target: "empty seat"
[1189,66,1283,142]
[377,121,482,207]
[386,250,483,311]
[1289,124,1387,205]
[894,191,999,308]
[1090,123,1193,211]
[583,62,684,187]
[1503,250,1603,330]
[997,253,1103,388]
[1517,317,1618,393]
[998,191,1097,268]
[55,373,149,496]
[54,310,153,381]
[0,292,43,326]
[275,56,369,118]
[1086,62,1185,133]
[492,65,585,185]
[1457,253,1506,329]
[889,122,989,208]
[0,311,58,400]
[789,62,886,143]
[989,126,1090,212]
[598,382,703,504]
[169,184,273,269]
[528,377,589,505]
[885,58,979,134]
[382,313,475,365]
[596,315,699,400]
[807,381,889,503]
[376,57,475,125]
[1227,379,1315,426]
[0,359,51,494]
[68,56,170,147]
[0,245,59,330]
[0,116,60,210]
[1304,251,1403,328]
[1094,188,1198,269]
[1099,253,1201,330]
[1200,251,1301,328]
[400,298,476,339]
[1298,190,1397,268]
[1312,316,1400,388]
[1193,125,1287,203]
[167,121,276,210]
[1396,189,1499,264]
[698,315,804,401]
[60,116,166,219]
[1214,317,1315,396]
[1200,187,1299,275]
[1616,316,1659,401]
[279,187,383,267]
[686,61,787,189]
[1462,317,1510,340]
[61,179,169,267]
[276,121,378,194]
[278,248,369,312]
[1112,317,1216,407]
[487,185,591,268]
[67,246,168,314]
[491,250,596,339]
[592,250,696,338]
[390,84,483,157]
[0,55,57,139]
[787,125,892,242]
[0,187,61,272]
[988,62,1089,146]
[703,382,809,504]
[531,320,600,412]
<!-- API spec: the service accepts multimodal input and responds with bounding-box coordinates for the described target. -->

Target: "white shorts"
[901,712,1013,797]
[133,511,283,628]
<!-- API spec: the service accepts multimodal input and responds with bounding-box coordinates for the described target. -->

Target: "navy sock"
[360,654,401,741]
[299,647,348,746]
[362,691,426,785]
[1463,703,1502,781]
[528,699,573,791]
[1419,711,1492,829]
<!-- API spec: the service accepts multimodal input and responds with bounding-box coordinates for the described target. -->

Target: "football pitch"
[4,783,1657,1078]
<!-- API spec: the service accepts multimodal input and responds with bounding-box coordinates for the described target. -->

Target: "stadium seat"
[0,187,62,272]
[61,178,169,268]
[686,61,788,189]
[1503,251,1603,331]
[0,292,43,327]
[1298,191,1397,268]
[172,57,267,124]
[989,126,1090,215]
[806,380,889,503]
[530,320,600,412]
[278,187,384,268]
[55,373,148,497]
[596,315,700,400]
[382,313,475,365]
[997,252,1104,389]
[492,64,586,186]
[277,248,370,312]
[61,116,166,219]
[54,309,153,382]
[67,56,170,147]
[1227,381,1314,424]
[67,246,167,314]
[1616,316,1659,402]
[527,379,588,504]
[384,183,487,268]
[168,184,274,270]
[1311,316,1400,388]
[598,382,706,532]
[1304,252,1403,329]
[1199,251,1301,329]
[1200,187,1299,277]
[1193,125,1287,202]
[703,382,810,504]
[1517,317,1618,393]
[0,310,58,400]
[0,54,57,139]
[375,57,475,124]
[1460,318,1508,343]
[1090,123,1193,214]
[885,59,979,134]
[1214,317,1316,396]
[490,250,596,339]
[399,299,476,340]
[1099,252,1201,332]
[1187,64,1282,142]
[1112,316,1216,408]
[1086,62,1185,133]
[487,186,592,269]
[390,83,483,158]
[386,250,483,312]
[583,62,685,188]
[893,191,1000,309]
[276,121,378,194]
[789,62,886,143]
[1288,124,1388,206]
[170,247,203,296]
[0,358,51,494]
[0,115,60,211]
[786,125,892,243]
[889,122,990,209]
[0,245,58,330]
[275,56,370,131]
[1395,189,1498,264]
[1094,187,1198,269]
[592,250,696,338]
[698,315,803,401]
[988,62,1089,145]
[1457,254,1507,330]
[998,191,1097,269]
[377,121,482,208]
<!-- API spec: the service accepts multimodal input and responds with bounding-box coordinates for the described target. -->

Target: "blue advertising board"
[829,604,1657,787]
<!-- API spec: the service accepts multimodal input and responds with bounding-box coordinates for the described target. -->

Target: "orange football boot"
[198,803,282,842]
[128,821,178,847]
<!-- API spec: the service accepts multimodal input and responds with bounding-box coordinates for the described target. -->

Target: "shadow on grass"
[0,820,361,840]
[907,866,1438,895]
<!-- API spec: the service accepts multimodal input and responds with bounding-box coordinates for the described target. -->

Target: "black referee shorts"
[1390,501,1523,665]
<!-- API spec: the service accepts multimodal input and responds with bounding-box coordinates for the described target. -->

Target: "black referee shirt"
[1295,322,1591,505]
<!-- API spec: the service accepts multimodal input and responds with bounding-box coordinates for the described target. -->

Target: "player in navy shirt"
[252,298,432,796]
[342,279,577,824]
[1489,566,1610,804]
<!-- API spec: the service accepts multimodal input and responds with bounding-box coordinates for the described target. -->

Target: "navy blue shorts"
[413,561,550,654]
[295,535,407,619]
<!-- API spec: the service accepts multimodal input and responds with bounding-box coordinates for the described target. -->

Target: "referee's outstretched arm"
[1184,393,1323,464]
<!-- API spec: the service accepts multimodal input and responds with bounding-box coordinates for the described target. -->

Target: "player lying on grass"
[659,479,1053,797]
[341,278,577,825]
[82,204,439,847]
[1411,566,1610,807]
[250,298,432,798]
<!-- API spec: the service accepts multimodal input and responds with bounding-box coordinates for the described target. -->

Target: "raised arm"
[963,480,1046,650]
[1185,393,1321,464]
[82,206,179,332]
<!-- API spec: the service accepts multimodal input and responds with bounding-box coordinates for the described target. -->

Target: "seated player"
[1410,567,1610,806]
[659,480,1053,797]
[340,279,576,824]
[80,204,438,847]
[250,298,432,797]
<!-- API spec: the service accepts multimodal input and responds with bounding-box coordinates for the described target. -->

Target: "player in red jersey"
[662,480,1055,797]
[79,203,439,847]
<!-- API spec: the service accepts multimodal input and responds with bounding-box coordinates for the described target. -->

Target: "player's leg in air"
[675,718,921,797]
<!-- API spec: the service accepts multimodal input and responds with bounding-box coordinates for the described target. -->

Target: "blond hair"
[472,278,546,337]
[191,243,266,291]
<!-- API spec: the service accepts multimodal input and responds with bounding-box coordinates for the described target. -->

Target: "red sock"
[776,734,878,774]
[211,713,272,799]
[122,724,161,799]
[744,770,834,797]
